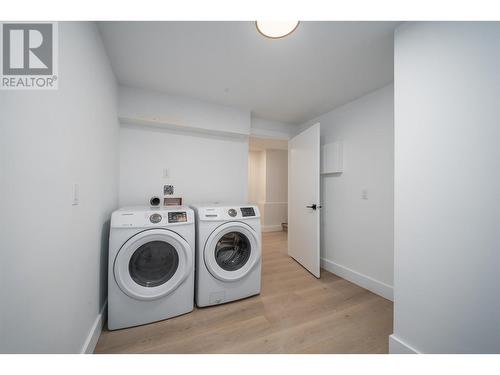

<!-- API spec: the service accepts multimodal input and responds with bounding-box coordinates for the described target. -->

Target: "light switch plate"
[361,189,368,200]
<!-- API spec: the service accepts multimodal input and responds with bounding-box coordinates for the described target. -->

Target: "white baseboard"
[320,258,393,301]
[389,335,420,354]
[262,225,283,233]
[81,300,107,354]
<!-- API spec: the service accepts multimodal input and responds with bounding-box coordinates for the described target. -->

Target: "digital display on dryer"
[240,207,255,217]
[168,211,187,223]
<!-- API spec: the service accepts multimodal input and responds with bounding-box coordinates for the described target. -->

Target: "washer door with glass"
[204,222,260,282]
[114,228,192,301]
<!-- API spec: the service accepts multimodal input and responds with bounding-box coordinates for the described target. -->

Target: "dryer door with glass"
[114,228,192,301]
[204,222,261,282]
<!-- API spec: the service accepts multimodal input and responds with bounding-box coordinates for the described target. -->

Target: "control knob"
[150,213,162,223]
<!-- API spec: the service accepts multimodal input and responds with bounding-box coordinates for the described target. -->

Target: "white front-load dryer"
[191,204,262,307]
[108,206,195,330]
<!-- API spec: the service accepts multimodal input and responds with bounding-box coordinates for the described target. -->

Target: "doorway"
[247,137,288,233]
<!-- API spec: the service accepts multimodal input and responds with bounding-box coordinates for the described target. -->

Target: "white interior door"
[288,123,321,278]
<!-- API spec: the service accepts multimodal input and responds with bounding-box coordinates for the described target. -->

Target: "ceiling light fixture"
[255,21,299,39]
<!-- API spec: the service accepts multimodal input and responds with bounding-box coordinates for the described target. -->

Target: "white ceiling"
[98,21,398,124]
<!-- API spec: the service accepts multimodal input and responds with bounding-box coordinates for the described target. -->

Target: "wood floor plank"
[94,231,393,354]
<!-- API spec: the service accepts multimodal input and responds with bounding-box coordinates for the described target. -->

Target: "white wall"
[248,150,267,223]
[0,22,119,353]
[265,150,288,203]
[391,22,500,354]
[248,149,288,231]
[248,150,266,204]
[120,124,248,206]
[118,85,252,207]
[264,150,288,230]
[300,85,394,300]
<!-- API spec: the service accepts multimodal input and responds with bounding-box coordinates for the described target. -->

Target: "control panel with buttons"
[240,207,256,217]
[168,211,187,223]
[195,205,259,221]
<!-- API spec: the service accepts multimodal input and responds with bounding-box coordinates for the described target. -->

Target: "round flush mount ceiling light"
[255,21,299,39]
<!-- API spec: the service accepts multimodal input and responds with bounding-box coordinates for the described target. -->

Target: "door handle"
[306,204,322,210]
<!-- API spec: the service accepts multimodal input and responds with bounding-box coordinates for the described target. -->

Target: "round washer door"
[204,222,260,282]
[114,228,192,301]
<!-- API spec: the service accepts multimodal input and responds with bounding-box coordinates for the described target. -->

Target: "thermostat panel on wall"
[321,141,343,174]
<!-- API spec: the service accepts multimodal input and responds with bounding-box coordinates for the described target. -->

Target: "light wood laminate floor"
[95,231,393,353]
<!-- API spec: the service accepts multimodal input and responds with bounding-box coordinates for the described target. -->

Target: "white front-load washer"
[108,206,195,330]
[191,204,262,307]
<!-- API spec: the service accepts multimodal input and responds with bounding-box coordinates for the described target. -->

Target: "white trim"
[81,300,107,354]
[389,335,420,354]
[262,225,283,232]
[320,258,393,301]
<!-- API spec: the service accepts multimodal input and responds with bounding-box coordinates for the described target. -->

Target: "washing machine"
[191,204,262,307]
[108,206,195,330]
